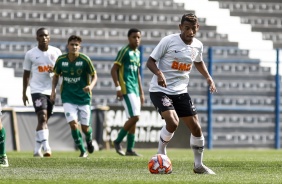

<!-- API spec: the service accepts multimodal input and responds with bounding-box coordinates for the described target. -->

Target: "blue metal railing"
[207,47,213,149]
[275,48,280,149]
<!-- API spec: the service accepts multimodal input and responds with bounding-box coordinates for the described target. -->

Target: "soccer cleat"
[113,141,125,156]
[0,156,9,167]
[33,152,43,157]
[87,141,94,154]
[43,149,52,157]
[125,150,142,156]
[193,164,216,174]
[79,152,88,158]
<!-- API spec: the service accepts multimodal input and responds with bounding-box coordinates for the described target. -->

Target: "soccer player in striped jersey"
[111,28,144,156]
[0,102,8,167]
[146,13,217,174]
[22,28,62,157]
[51,35,97,157]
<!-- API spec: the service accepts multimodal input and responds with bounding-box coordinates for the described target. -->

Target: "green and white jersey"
[114,45,140,96]
[54,53,96,105]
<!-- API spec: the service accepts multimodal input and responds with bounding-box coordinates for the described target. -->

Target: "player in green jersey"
[51,35,97,157]
[111,28,144,156]
[0,102,8,167]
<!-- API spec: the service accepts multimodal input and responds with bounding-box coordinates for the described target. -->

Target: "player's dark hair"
[181,13,198,24]
[36,27,48,36]
[127,28,141,37]
[68,35,82,43]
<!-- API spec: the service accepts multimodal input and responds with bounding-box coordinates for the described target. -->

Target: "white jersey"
[23,46,62,95]
[149,33,203,95]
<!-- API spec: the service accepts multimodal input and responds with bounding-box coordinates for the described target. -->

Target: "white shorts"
[63,103,91,126]
[122,93,141,118]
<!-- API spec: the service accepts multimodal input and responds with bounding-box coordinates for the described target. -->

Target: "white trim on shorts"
[62,103,91,126]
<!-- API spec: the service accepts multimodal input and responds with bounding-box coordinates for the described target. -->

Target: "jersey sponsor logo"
[63,77,81,83]
[38,65,50,72]
[171,61,192,71]
[130,59,140,64]
[75,61,83,66]
[129,51,134,56]
[128,64,138,71]
[62,62,68,67]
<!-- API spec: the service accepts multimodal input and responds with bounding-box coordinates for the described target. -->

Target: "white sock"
[38,129,51,152]
[190,134,204,168]
[157,126,174,155]
[34,131,42,154]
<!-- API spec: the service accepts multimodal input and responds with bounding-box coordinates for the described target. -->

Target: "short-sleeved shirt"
[149,33,204,95]
[114,45,140,96]
[23,46,62,95]
[53,53,96,105]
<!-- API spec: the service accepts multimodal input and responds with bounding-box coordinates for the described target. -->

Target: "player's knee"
[81,125,89,133]
[69,121,78,130]
[191,125,202,136]
[37,111,48,123]
[166,117,179,132]
[131,116,139,123]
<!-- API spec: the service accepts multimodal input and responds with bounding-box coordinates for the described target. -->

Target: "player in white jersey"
[22,28,62,157]
[146,13,217,174]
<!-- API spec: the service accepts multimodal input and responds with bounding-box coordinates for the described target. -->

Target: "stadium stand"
[0,0,281,148]
[212,0,282,48]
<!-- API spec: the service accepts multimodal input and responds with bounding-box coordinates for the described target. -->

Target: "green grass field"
[1,149,282,184]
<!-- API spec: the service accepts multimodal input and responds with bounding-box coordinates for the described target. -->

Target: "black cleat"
[125,150,142,156]
[87,141,94,154]
[0,156,9,167]
[114,141,125,156]
[79,152,88,158]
